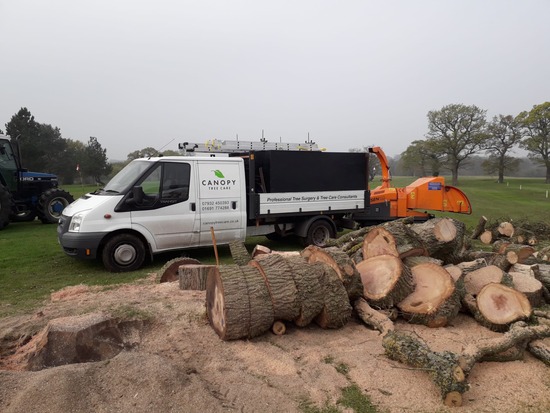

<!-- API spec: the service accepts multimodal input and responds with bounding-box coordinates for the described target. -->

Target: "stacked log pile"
[169,219,550,407]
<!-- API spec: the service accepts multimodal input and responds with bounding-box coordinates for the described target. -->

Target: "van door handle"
[231,201,237,209]
[190,203,196,212]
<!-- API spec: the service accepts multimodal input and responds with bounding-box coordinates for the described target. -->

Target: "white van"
[58,150,369,271]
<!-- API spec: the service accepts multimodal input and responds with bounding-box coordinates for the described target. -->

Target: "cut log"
[314,263,353,329]
[356,255,415,309]
[380,220,427,258]
[206,265,251,340]
[502,244,535,264]
[284,257,325,327]
[301,245,363,300]
[326,226,370,248]
[463,251,517,272]
[402,256,443,268]
[228,241,251,266]
[455,258,488,274]
[443,265,463,283]
[397,263,460,327]
[471,215,487,240]
[251,244,272,258]
[410,218,465,263]
[158,257,201,283]
[492,239,511,254]
[240,265,275,338]
[509,263,540,279]
[249,255,300,321]
[362,227,399,259]
[271,320,286,336]
[479,230,493,245]
[509,272,544,308]
[353,298,394,336]
[497,221,515,237]
[464,284,532,332]
[463,265,511,297]
[178,264,215,290]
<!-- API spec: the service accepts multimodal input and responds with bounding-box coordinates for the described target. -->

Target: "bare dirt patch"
[1,275,549,413]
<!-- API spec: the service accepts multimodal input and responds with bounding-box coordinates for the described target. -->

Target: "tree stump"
[301,245,363,300]
[464,284,532,332]
[248,254,300,321]
[179,264,215,290]
[356,255,415,309]
[397,263,460,327]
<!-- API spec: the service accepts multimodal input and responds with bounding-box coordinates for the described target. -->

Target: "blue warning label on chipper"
[428,182,442,190]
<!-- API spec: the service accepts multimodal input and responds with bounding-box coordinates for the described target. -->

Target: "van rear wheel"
[302,220,335,247]
[102,233,146,272]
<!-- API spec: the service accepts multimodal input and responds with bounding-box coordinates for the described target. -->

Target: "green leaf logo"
[213,170,225,178]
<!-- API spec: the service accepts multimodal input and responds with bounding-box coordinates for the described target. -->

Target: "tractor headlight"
[68,213,85,232]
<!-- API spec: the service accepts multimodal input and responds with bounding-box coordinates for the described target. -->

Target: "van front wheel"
[102,234,146,272]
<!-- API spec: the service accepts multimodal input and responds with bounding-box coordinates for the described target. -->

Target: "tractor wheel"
[102,233,147,272]
[0,185,12,230]
[11,209,37,222]
[37,188,74,224]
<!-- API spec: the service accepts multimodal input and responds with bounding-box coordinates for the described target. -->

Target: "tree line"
[2,108,111,185]
[398,102,550,185]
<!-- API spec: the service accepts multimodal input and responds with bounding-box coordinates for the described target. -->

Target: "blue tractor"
[0,134,74,229]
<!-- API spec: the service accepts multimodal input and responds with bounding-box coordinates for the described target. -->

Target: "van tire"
[301,220,335,247]
[102,233,146,272]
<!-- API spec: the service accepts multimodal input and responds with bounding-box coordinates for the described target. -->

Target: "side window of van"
[161,163,190,201]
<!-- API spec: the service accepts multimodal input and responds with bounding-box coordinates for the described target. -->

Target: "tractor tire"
[37,188,74,224]
[102,233,147,272]
[0,185,12,230]
[11,209,37,222]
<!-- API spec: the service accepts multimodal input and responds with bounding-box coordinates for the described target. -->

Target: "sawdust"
[0,276,549,413]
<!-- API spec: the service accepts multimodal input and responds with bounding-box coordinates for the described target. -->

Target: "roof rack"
[178,139,321,154]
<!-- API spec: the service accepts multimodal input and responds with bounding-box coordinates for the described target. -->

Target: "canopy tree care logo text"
[202,169,237,190]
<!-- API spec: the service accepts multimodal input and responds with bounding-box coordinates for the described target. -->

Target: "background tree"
[518,102,550,183]
[426,104,488,186]
[37,123,68,173]
[4,107,40,166]
[482,115,523,183]
[127,147,160,161]
[81,137,112,185]
[400,140,442,177]
[55,139,86,184]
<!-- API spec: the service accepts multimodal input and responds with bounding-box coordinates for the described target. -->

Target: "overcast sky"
[1,0,549,161]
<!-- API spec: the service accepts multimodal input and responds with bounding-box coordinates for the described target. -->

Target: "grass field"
[1,177,550,316]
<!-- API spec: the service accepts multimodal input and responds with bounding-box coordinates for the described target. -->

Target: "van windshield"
[102,161,153,194]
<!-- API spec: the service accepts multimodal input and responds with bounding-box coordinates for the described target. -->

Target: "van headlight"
[69,213,85,232]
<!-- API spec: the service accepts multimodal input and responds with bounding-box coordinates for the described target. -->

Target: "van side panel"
[197,159,246,245]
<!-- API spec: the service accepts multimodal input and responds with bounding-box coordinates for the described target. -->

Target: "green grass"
[2,177,550,316]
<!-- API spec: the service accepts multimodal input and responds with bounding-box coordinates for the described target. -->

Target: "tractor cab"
[0,134,74,229]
